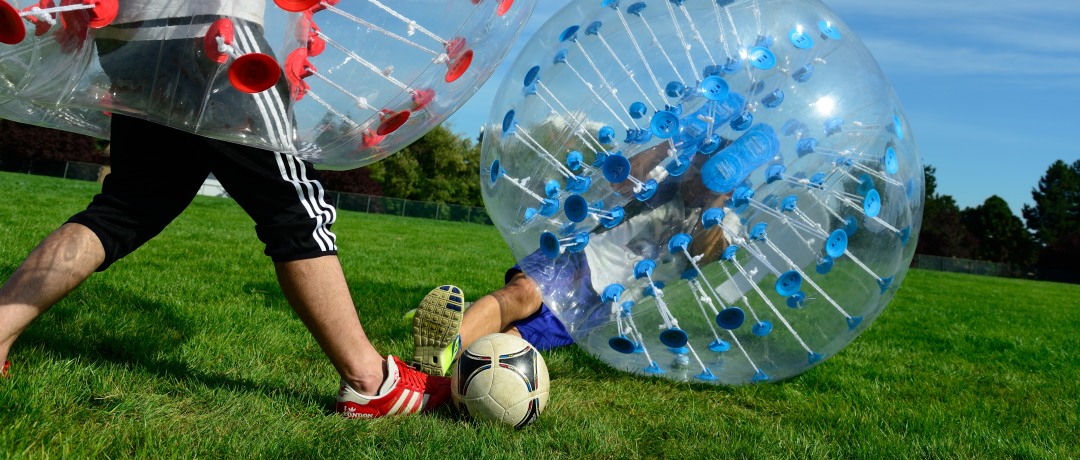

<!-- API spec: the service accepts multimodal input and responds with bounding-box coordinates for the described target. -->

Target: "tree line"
[2,118,1077,278]
[919,161,1080,277]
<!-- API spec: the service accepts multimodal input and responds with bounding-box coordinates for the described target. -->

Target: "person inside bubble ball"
[0,0,450,419]
[410,141,739,376]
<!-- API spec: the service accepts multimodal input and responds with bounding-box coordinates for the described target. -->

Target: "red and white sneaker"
[335,355,451,419]
[2,360,9,378]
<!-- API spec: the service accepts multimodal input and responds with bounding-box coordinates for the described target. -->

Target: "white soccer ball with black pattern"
[451,333,549,428]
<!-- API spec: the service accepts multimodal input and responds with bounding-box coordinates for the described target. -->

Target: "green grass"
[1,171,1078,459]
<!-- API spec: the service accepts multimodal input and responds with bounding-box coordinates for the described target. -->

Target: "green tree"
[960,195,1036,265]
[916,165,977,258]
[365,125,483,206]
[1022,159,1080,272]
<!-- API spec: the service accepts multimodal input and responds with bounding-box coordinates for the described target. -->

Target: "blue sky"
[446,0,1080,217]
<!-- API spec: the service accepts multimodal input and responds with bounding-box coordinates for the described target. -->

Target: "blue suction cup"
[789,26,813,49]
[601,283,625,303]
[635,179,658,201]
[629,101,648,119]
[564,195,589,223]
[748,46,776,70]
[601,206,625,228]
[598,125,616,144]
[824,117,843,136]
[775,271,802,297]
[716,307,745,330]
[751,369,769,383]
[523,207,539,223]
[700,75,729,101]
[765,164,786,183]
[567,232,590,253]
[539,231,560,259]
[825,229,848,258]
[633,259,657,279]
[665,154,692,176]
[721,245,739,261]
[602,153,631,183]
[815,255,834,274]
[796,137,818,157]
[732,186,754,208]
[808,351,824,364]
[565,150,584,171]
[585,20,602,36]
[659,328,689,348]
[818,19,841,40]
[884,146,899,174]
[749,222,769,241]
[864,189,881,217]
[843,215,859,236]
[538,198,560,217]
[544,179,561,199]
[644,362,665,374]
[781,195,798,212]
[559,25,579,42]
[877,276,894,293]
[488,159,505,185]
[761,89,784,108]
[501,110,517,136]
[708,339,731,353]
[792,64,814,83]
[702,208,725,228]
[667,233,692,254]
[567,175,592,194]
[650,110,680,138]
[730,112,753,131]
[752,321,773,336]
[696,369,717,381]
[857,174,875,196]
[609,336,637,354]
[847,315,863,330]
[898,226,911,245]
[786,291,807,309]
[699,135,722,155]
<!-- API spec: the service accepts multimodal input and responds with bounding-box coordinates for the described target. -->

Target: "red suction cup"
[229,53,281,94]
[23,0,56,36]
[376,109,410,136]
[59,0,115,29]
[284,48,313,100]
[273,0,321,13]
[411,88,435,110]
[84,0,117,28]
[445,49,472,83]
[361,130,384,147]
[497,0,514,16]
[0,2,28,44]
[203,18,234,64]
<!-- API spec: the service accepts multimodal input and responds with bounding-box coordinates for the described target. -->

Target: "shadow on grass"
[10,272,328,413]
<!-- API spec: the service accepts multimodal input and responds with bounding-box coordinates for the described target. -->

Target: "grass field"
[1,171,1077,459]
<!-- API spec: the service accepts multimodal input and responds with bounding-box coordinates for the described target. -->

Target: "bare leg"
[459,272,544,351]
[275,256,387,395]
[0,223,105,364]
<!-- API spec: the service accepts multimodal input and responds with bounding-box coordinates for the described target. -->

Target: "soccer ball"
[451,333,549,428]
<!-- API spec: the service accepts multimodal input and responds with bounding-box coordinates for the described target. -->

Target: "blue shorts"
[506,265,576,351]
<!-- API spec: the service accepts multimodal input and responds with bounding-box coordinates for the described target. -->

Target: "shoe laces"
[397,365,428,393]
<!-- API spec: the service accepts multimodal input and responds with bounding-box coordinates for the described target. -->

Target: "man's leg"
[458,272,544,351]
[0,223,105,365]
[274,255,386,395]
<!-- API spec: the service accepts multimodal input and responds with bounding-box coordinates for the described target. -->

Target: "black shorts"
[68,17,335,270]
[69,114,338,271]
